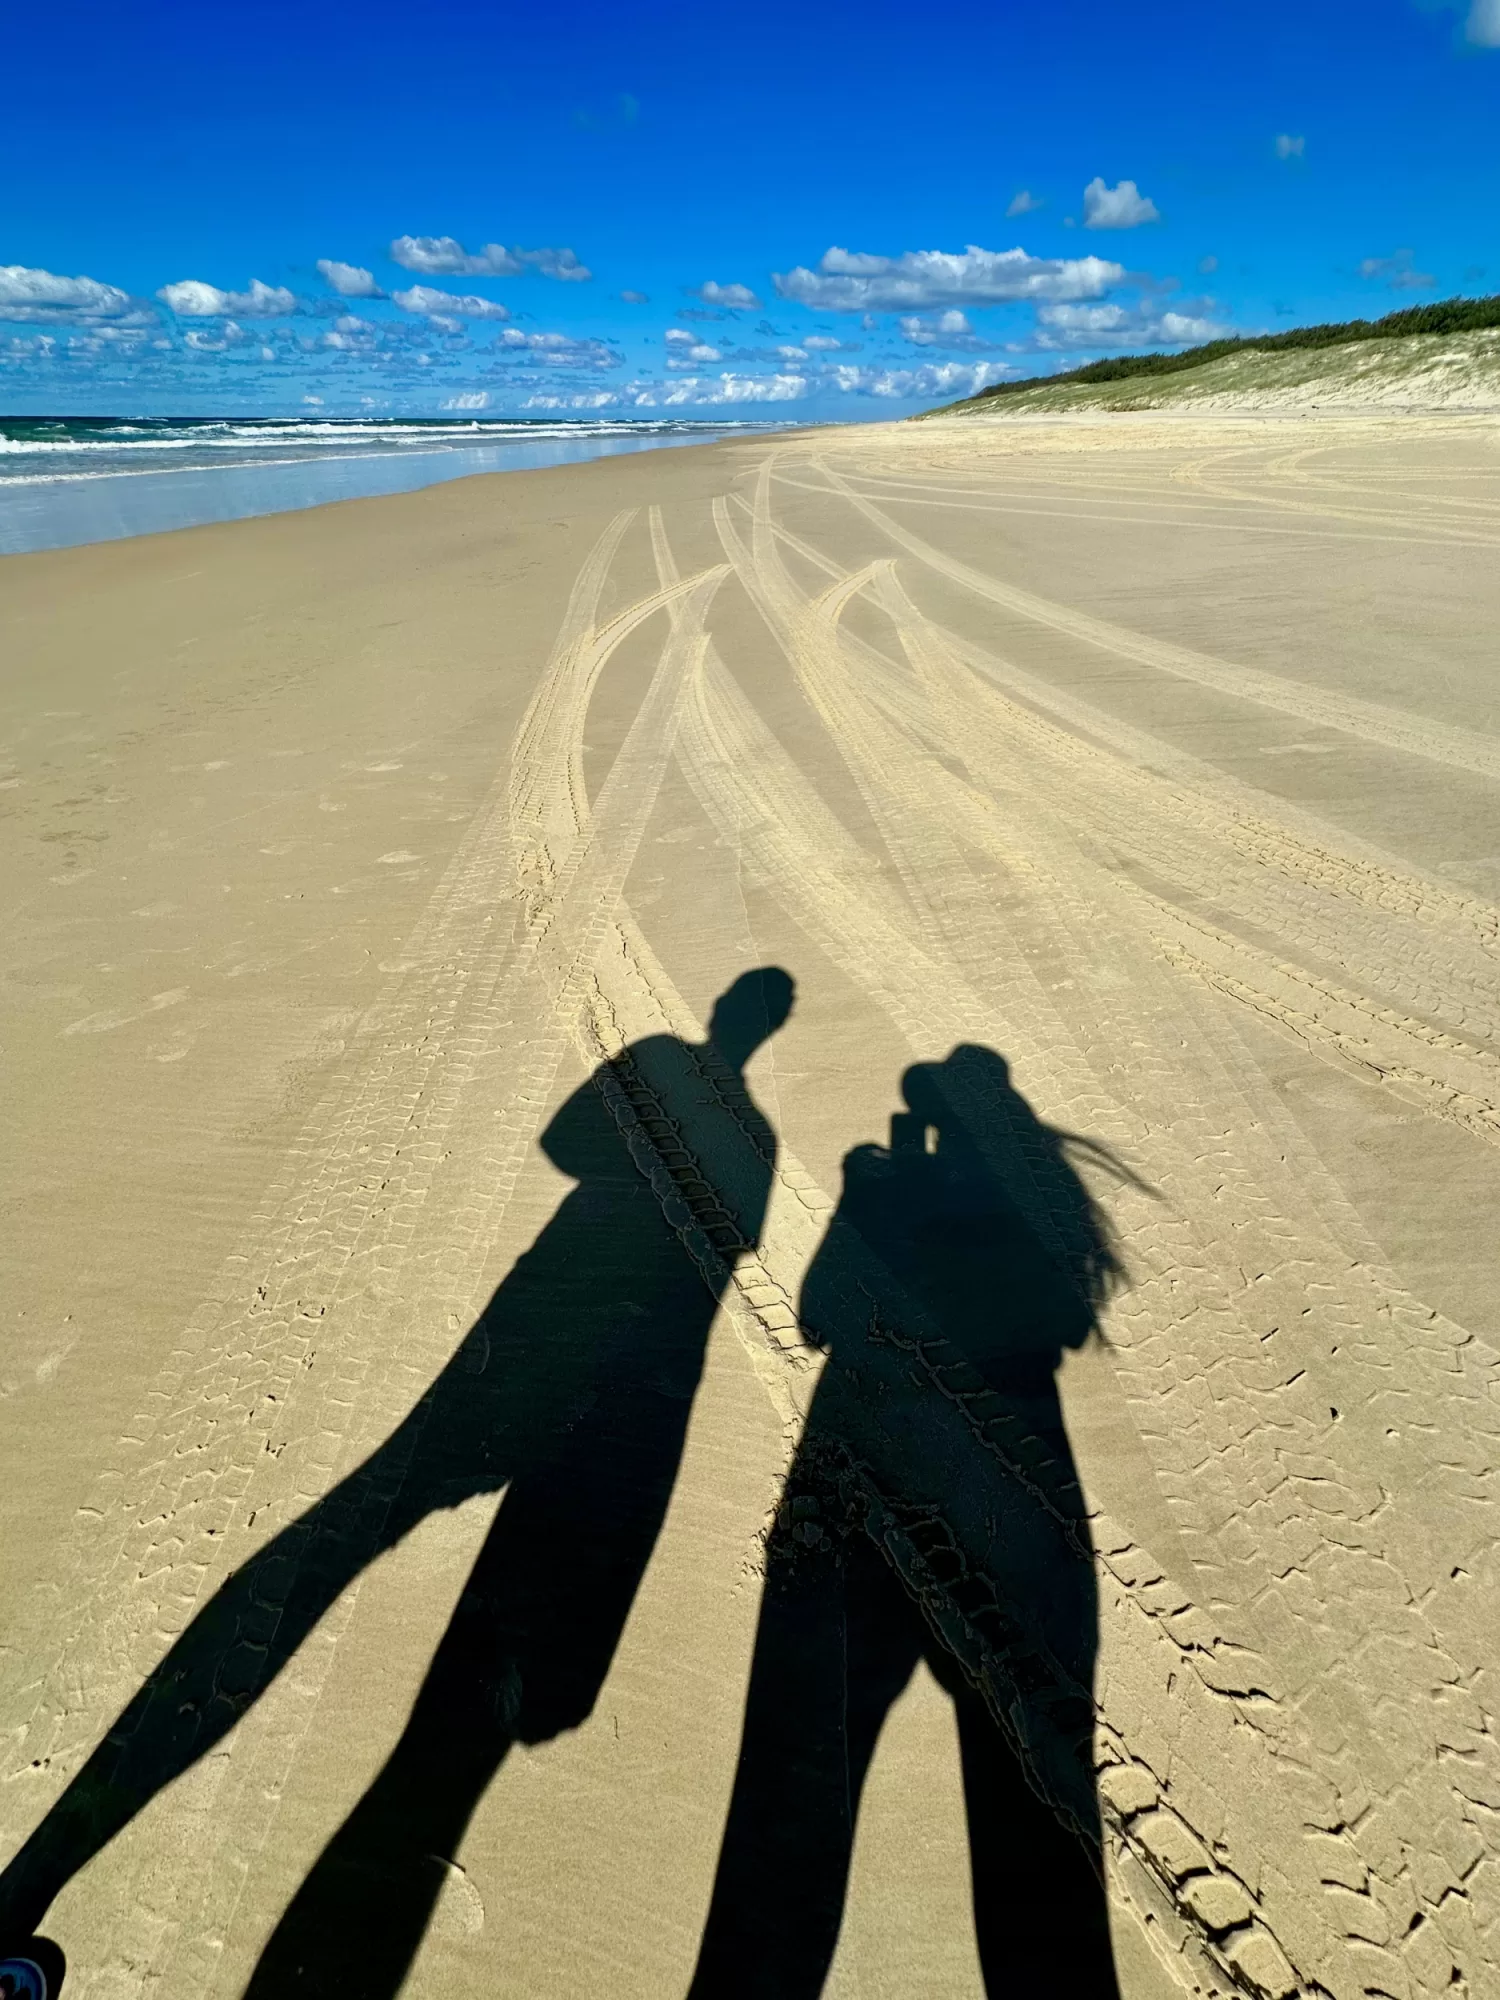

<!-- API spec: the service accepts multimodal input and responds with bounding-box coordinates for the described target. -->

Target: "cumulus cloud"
[390,235,590,280]
[317,259,383,298]
[1006,190,1044,217]
[391,235,519,276]
[159,277,298,317]
[0,264,138,323]
[668,370,804,403]
[442,391,490,410]
[1359,249,1435,291]
[898,308,994,350]
[694,280,762,308]
[618,370,806,406]
[521,247,590,281]
[522,390,621,410]
[0,266,147,328]
[664,328,722,367]
[1466,0,1500,42]
[1035,301,1227,346]
[773,244,1124,312]
[494,328,620,367]
[1082,179,1161,229]
[829,360,1011,400]
[392,285,512,319]
[1274,134,1305,160]
[801,333,845,350]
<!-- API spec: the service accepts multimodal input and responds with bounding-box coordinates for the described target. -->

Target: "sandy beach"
[3,414,1499,1999]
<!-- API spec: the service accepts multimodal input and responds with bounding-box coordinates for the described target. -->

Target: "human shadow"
[0,968,795,1998]
[689,1045,1130,1999]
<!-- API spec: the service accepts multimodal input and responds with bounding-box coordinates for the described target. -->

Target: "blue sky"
[3,0,1496,419]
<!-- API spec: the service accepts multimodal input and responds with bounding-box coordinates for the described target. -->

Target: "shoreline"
[0,416,807,557]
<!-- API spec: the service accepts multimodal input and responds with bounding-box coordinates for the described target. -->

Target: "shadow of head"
[845,1043,1140,1379]
[707,965,795,1069]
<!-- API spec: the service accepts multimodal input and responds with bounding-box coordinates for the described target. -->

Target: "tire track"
[2,527,729,1996]
[681,464,1500,2000]
[809,455,1500,783]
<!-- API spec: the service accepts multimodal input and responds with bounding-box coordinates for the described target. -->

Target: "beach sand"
[3,415,1498,1998]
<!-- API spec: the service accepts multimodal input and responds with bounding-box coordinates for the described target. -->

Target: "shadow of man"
[0,968,795,1998]
[689,1045,1126,1999]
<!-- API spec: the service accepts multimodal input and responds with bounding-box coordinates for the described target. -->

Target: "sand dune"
[3,415,1498,1998]
[939,327,1500,414]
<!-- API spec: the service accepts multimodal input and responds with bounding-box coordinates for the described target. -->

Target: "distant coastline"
[0,414,792,556]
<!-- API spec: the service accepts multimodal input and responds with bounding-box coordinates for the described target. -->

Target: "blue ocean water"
[0,415,784,555]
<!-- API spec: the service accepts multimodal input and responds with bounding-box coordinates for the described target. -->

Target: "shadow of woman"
[689,1045,1129,1999]
[0,968,795,1999]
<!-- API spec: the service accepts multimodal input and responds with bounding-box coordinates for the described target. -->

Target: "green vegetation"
[940,293,1500,413]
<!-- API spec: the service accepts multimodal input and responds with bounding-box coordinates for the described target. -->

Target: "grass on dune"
[933,293,1500,415]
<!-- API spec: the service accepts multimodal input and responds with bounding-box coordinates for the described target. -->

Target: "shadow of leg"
[949,1678,1121,2000]
[245,1515,522,2000]
[0,1434,420,1946]
[247,1365,706,1999]
[690,1523,919,2000]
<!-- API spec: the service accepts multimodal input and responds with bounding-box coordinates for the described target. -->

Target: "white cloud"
[391,285,511,319]
[650,370,808,405]
[494,329,620,368]
[522,390,620,410]
[1006,190,1043,217]
[390,236,590,280]
[664,330,722,366]
[830,360,1011,400]
[159,277,298,317]
[1082,179,1161,229]
[695,280,762,308]
[390,236,520,275]
[801,333,844,350]
[443,391,490,410]
[1035,301,1227,346]
[1466,0,1500,43]
[773,244,1124,311]
[520,247,590,281]
[1274,134,1305,160]
[1155,311,1223,341]
[183,320,253,352]
[317,259,383,297]
[899,308,989,349]
[620,289,650,303]
[1358,249,1435,291]
[0,264,136,323]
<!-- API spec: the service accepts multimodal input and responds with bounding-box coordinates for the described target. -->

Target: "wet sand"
[3,415,1499,1998]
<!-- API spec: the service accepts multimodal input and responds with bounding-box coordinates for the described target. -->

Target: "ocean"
[0,414,785,555]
